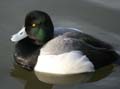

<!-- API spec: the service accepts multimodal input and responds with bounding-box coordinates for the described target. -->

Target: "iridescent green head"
[25,10,54,45]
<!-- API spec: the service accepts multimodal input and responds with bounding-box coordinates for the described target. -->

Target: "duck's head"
[11,10,54,45]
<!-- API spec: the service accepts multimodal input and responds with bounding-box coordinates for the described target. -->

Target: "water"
[0,0,120,89]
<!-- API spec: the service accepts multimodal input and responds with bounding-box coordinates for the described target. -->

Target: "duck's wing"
[65,32,119,69]
[41,32,119,69]
[63,31,113,50]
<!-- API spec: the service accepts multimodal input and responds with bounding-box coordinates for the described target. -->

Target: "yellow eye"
[32,23,36,27]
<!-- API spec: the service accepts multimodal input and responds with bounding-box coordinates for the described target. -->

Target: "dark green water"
[0,0,120,89]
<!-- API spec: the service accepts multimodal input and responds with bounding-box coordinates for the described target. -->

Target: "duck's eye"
[32,23,36,27]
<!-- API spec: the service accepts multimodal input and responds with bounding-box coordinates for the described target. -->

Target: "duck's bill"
[11,27,28,42]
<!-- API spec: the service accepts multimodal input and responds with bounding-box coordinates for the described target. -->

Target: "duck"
[11,10,119,74]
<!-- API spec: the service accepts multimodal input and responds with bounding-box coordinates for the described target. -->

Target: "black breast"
[14,37,41,70]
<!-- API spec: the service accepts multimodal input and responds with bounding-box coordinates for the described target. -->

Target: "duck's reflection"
[10,64,53,89]
[35,71,93,84]
[34,64,114,84]
[89,64,114,82]
[11,63,114,88]
[52,65,114,89]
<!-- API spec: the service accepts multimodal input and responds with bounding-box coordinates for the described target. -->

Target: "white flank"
[34,51,95,74]
[11,27,28,42]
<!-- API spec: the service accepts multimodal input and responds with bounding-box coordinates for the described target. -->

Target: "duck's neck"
[32,29,54,46]
[33,40,44,46]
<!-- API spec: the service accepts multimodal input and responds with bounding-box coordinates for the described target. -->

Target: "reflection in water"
[90,64,114,82]
[52,65,114,89]
[35,64,113,84]
[10,64,53,89]
[11,63,114,88]
[35,72,93,84]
